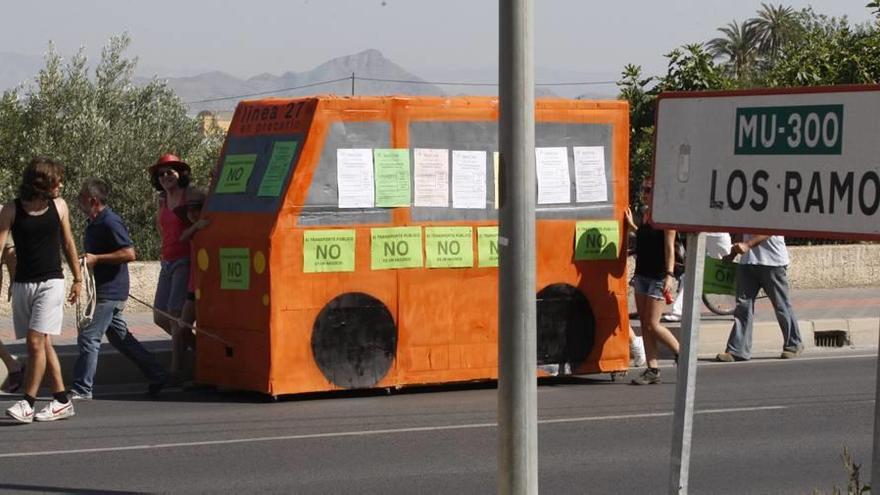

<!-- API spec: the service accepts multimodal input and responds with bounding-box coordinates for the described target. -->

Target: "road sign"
[651,86,880,240]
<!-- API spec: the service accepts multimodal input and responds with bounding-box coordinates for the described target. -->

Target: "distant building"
[197,110,233,134]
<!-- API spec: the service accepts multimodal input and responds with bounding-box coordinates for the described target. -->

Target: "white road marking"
[0,405,788,459]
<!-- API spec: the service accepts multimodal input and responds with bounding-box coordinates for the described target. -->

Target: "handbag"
[673,234,686,277]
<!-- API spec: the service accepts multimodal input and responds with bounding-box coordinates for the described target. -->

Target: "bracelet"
[73,279,83,283]
[665,271,675,277]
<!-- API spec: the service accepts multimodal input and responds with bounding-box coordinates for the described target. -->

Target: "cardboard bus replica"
[192,96,631,396]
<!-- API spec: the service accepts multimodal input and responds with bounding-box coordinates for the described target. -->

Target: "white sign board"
[651,86,880,240]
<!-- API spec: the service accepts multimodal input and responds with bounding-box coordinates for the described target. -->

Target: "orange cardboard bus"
[192,96,630,396]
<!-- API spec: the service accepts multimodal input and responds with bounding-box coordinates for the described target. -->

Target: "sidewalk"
[0,286,877,388]
[628,286,880,359]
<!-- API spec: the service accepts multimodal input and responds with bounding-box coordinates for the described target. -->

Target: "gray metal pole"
[669,232,706,494]
[871,319,880,487]
[498,0,537,493]
[351,72,355,96]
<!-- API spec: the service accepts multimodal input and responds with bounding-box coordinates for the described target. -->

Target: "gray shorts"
[154,258,191,314]
[12,279,66,339]
[630,274,665,301]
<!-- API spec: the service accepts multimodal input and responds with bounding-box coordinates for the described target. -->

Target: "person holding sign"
[624,179,680,385]
[148,154,202,384]
[716,235,803,362]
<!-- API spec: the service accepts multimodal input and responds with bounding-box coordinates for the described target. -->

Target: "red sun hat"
[148,153,191,175]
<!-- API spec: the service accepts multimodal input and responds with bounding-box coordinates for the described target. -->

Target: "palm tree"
[752,3,797,59]
[706,20,761,81]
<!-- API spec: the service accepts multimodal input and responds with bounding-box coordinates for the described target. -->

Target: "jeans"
[725,264,802,360]
[71,300,167,396]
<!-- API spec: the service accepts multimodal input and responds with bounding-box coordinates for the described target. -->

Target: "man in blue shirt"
[69,178,167,399]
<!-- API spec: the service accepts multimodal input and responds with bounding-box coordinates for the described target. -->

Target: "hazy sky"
[2,1,876,80]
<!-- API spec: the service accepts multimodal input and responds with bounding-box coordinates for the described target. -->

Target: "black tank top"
[634,222,667,279]
[11,198,64,283]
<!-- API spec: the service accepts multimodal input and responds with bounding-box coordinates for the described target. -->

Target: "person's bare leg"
[635,293,659,364]
[644,297,680,368]
[167,310,183,375]
[0,340,22,373]
[23,330,47,397]
[153,310,174,336]
[43,335,65,393]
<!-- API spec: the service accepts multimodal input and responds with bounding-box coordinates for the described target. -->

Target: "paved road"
[0,350,875,494]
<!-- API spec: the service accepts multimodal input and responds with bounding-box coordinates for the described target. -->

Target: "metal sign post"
[498,0,538,493]
[668,232,706,494]
[873,319,880,487]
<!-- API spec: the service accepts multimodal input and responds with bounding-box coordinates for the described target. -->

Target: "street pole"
[669,232,706,494]
[871,319,880,487]
[351,72,355,96]
[498,0,537,494]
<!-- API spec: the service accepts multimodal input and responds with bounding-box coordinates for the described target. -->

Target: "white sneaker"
[34,399,75,422]
[630,336,647,367]
[6,399,34,423]
[661,313,681,323]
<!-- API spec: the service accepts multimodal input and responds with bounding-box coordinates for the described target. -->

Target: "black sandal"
[1,365,25,394]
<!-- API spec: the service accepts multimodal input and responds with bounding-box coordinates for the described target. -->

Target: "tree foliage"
[0,34,224,259]
[617,3,880,211]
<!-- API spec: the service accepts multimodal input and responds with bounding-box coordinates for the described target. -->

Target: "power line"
[185,76,351,104]
[185,74,618,105]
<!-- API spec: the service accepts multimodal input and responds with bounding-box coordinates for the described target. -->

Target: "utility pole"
[351,72,355,96]
[498,0,537,493]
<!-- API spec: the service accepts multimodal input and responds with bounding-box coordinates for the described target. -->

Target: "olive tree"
[0,34,224,259]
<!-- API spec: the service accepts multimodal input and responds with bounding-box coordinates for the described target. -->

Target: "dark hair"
[80,177,110,204]
[150,166,191,191]
[19,156,65,201]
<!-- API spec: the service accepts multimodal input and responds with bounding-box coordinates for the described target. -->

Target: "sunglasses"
[157,168,177,178]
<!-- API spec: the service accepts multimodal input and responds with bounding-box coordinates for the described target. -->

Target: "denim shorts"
[630,274,665,300]
[154,258,191,313]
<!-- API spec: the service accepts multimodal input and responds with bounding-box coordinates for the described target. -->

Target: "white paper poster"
[337,148,375,208]
[452,150,487,209]
[573,146,608,203]
[493,151,500,209]
[535,147,571,204]
[413,148,449,207]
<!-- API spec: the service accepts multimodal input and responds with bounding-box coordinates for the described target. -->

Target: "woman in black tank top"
[625,179,681,385]
[0,157,84,422]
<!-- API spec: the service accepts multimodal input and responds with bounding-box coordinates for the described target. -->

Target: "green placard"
[216,154,257,193]
[734,105,843,155]
[477,226,499,268]
[425,227,473,268]
[373,149,411,207]
[257,141,298,197]
[303,229,355,273]
[574,220,619,260]
[219,248,250,290]
[371,226,422,269]
[703,256,737,295]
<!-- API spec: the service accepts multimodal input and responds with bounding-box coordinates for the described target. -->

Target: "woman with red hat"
[149,154,202,383]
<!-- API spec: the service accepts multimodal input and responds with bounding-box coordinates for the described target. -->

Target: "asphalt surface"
[0,350,875,494]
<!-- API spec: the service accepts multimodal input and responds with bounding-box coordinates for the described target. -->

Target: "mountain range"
[0,49,619,113]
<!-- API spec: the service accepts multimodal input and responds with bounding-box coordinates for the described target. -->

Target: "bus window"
[299,121,392,227]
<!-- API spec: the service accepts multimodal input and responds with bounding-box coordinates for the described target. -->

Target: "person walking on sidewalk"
[2,157,82,423]
[716,234,803,362]
[0,239,26,393]
[68,178,168,400]
[149,154,201,384]
[625,178,680,385]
